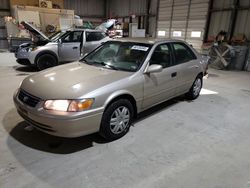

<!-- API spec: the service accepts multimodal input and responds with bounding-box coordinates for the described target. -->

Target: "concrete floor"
[0,52,250,188]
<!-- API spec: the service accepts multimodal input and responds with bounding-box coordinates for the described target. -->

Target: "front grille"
[18,89,41,107]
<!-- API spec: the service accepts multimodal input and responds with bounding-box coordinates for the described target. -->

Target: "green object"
[83,21,94,29]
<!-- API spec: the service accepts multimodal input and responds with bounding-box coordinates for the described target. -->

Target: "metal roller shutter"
[157,0,209,51]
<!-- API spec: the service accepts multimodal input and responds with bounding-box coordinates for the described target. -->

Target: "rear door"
[170,42,200,95]
[142,43,181,109]
[58,31,83,62]
[83,31,109,55]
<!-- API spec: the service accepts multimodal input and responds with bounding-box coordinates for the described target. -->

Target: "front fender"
[103,90,135,108]
[29,44,59,64]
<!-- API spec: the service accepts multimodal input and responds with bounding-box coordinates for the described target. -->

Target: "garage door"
[157,0,209,52]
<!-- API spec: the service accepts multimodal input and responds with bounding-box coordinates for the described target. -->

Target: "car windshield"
[82,41,152,72]
[49,31,67,41]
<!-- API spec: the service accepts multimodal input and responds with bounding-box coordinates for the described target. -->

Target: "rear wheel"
[186,75,203,100]
[36,54,57,70]
[99,99,134,141]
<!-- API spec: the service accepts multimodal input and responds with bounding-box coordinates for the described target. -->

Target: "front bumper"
[15,47,35,65]
[13,90,104,138]
[16,59,31,65]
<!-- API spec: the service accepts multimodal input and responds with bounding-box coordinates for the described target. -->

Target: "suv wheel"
[36,54,57,70]
[186,75,203,100]
[99,99,134,141]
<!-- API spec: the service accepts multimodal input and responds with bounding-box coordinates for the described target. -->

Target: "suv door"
[58,31,83,62]
[83,31,108,54]
[143,43,181,109]
[171,42,199,95]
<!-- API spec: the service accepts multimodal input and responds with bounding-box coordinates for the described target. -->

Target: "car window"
[62,31,83,43]
[172,43,196,64]
[150,44,171,68]
[86,32,106,42]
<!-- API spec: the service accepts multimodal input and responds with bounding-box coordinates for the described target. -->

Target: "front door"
[83,31,108,55]
[58,31,83,62]
[142,43,181,109]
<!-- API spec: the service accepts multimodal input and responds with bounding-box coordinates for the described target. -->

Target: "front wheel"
[186,75,203,100]
[36,54,57,70]
[99,99,134,141]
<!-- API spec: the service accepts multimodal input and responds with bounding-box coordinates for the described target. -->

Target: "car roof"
[113,37,185,45]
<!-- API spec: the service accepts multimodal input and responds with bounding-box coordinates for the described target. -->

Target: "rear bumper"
[13,90,104,138]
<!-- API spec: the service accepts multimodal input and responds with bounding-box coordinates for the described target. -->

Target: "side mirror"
[145,64,163,74]
[58,39,62,44]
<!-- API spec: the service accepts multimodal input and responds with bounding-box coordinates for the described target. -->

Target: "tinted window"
[62,31,83,43]
[150,44,171,68]
[86,32,106,42]
[172,43,196,64]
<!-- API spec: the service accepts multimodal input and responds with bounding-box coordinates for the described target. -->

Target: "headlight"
[43,99,94,112]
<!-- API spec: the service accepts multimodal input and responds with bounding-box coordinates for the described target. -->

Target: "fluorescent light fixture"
[191,31,202,38]
[173,31,182,37]
[158,30,166,37]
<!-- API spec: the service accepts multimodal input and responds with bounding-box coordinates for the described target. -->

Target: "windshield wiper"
[96,61,119,70]
[81,59,92,65]
[82,60,119,70]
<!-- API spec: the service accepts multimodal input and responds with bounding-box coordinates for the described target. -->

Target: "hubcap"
[110,106,130,134]
[193,78,202,96]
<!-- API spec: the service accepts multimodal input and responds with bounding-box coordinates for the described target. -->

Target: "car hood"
[20,62,133,99]
[21,21,49,41]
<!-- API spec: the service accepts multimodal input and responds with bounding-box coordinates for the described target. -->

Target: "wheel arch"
[197,72,204,77]
[104,91,138,118]
[34,50,59,65]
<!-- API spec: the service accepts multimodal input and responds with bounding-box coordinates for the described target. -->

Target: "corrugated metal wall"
[0,0,10,49]
[107,0,147,17]
[208,11,231,37]
[234,0,250,39]
[64,0,105,17]
[207,0,250,40]
[208,0,233,38]
[186,0,209,50]
[157,0,209,51]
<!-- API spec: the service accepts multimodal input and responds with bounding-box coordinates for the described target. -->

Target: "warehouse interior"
[0,0,250,188]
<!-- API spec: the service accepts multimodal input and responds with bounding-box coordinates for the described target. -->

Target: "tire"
[99,99,134,141]
[36,54,57,70]
[186,75,203,100]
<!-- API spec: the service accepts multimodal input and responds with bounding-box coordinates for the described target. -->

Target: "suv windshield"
[83,41,152,72]
[49,31,67,41]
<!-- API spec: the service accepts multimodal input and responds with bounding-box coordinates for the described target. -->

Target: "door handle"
[72,47,78,49]
[171,72,177,78]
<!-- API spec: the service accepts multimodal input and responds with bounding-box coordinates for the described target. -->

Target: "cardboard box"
[39,0,52,8]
